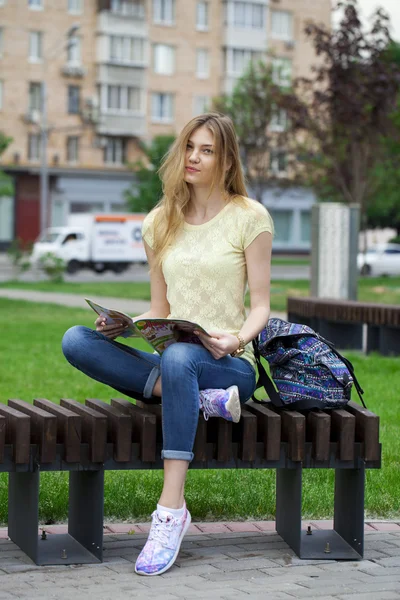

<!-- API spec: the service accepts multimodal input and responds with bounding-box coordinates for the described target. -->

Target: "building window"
[272,57,292,87]
[196,1,209,31]
[29,31,43,62]
[68,0,82,14]
[193,95,210,116]
[196,48,209,78]
[0,80,3,110]
[270,107,288,132]
[28,133,41,161]
[270,149,287,174]
[28,0,43,8]
[111,0,145,18]
[151,92,174,122]
[110,35,145,64]
[67,36,81,65]
[106,85,142,112]
[68,85,80,114]
[231,2,264,29]
[153,0,175,25]
[226,48,263,76]
[269,209,292,243]
[153,44,175,75]
[29,82,42,111]
[300,211,311,243]
[271,10,293,41]
[67,136,79,162]
[104,138,125,165]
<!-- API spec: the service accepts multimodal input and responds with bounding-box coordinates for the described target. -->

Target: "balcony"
[61,63,87,78]
[96,112,146,137]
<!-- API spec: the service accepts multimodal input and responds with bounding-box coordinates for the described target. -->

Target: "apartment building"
[0,0,331,249]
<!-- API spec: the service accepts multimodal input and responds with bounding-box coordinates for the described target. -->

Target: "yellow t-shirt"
[142,198,274,368]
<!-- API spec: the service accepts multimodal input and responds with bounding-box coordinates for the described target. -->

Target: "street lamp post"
[39,24,80,235]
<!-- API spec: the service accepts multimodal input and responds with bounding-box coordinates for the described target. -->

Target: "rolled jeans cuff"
[162,449,194,462]
[143,365,161,398]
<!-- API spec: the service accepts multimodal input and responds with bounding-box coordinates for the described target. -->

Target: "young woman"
[62,112,273,576]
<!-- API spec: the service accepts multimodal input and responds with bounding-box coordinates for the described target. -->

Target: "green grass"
[0,298,398,524]
[3,276,400,313]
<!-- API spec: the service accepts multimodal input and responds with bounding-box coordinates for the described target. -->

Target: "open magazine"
[85,298,211,354]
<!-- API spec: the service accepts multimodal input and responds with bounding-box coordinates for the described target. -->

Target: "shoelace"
[199,396,222,421]
[148,511,178,545]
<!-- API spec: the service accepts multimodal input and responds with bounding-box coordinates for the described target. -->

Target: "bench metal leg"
[276,466,302,557]
[8,470,104,566]
[276,466,365,560]
[68,470,104,562]
[8,471,40,564]
[334,467,365,558]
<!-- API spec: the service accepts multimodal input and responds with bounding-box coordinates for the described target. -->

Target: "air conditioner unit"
[24,109,41,124]
[93,136,108,149]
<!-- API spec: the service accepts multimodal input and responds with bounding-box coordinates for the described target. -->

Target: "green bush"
[38,252,66,283]
[388,236,400,244]
[6,238,32,274]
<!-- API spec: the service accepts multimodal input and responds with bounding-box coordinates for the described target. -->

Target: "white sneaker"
[199,385,241,423]
[135,504,191,576]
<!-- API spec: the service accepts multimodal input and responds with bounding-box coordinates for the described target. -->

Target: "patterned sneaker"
[199,385,241,423]
[135,504,191,576]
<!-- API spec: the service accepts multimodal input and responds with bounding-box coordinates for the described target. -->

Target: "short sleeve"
[241,201,274,250]
[141,209,157,249]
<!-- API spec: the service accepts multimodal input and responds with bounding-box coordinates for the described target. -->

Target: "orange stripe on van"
[95,214,145,223]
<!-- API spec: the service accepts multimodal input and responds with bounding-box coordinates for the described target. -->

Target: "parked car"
[357,243,400,276]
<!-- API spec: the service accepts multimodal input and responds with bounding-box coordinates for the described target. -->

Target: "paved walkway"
[0,521,399,599]
[0,288,287,320]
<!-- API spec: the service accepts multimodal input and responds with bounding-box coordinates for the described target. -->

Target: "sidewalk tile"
[253,522,276,532]
[368,522,400,532]
[195,523,230,533]
[226,522,262,533]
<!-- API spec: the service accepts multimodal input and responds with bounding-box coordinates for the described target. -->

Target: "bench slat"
[111,398,156,462]
[0,415,5,464]
[135,401,163,443]
[281,411,305,462]
[33,398,82,463]
[217,420,232,462]
[193,416,207,462]
[245,400,281,460]
[8,399,57,464]
[0,405,30,464]
[60,399,107,463]
[86,399,132,462]
[346,401,380,462]
[331,409,355,461]
[238,407,257,462]
[307,411,331,462]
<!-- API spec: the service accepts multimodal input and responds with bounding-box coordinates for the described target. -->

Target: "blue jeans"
[61,326,256,462]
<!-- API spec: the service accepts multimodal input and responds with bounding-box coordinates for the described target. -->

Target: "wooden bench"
[0,397,381,566]
[287,297,400,355]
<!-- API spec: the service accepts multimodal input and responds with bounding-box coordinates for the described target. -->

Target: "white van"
[31,213,147,274]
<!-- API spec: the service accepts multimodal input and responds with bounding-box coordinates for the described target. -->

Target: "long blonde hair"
[152,112,248,266]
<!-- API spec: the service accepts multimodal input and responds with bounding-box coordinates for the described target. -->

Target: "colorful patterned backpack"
[253,318,366,410]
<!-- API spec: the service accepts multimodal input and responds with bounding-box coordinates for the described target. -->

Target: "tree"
[275,0,400,232]
[125,135,175,213]
[0,132,13,197]
[213,60,287,201]
[367,43,400,235]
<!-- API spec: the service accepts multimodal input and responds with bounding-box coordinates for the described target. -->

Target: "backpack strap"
[252,340,284,407]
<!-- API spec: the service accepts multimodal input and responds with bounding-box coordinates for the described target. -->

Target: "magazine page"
[134,318,210,354]
[85,298,139,338]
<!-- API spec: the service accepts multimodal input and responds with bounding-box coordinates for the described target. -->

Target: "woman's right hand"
[95,315,129,340]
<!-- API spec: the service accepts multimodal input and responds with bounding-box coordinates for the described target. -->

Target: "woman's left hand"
[194,330,241,360]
